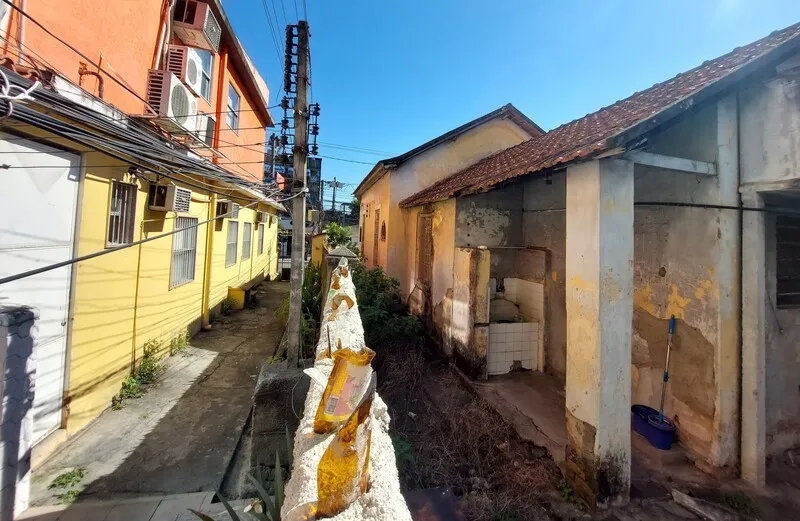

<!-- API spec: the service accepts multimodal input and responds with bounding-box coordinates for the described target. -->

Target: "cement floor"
[28,282,288,510]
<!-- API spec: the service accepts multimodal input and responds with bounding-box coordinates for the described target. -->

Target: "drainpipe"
[131,220,145,374]
[211,46,228,161]
[201,192,217,327]
[15,0,25,66]
[152,0,172,69]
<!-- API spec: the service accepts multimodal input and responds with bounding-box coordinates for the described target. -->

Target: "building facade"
[397,23,800,506]
[0,0,281,471]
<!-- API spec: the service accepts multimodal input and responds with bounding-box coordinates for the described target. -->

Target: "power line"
[317,155,374,165]
[292,0,300,21]
[275,0,288,28]
[302,0,308,20]
[317,141,394,155]
[0,201,259,286]
[259,0,285,76]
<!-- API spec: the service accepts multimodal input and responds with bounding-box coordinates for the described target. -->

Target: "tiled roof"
[399,23,800,209]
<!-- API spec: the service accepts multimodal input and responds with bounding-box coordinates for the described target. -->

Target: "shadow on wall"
[0,307,36,521]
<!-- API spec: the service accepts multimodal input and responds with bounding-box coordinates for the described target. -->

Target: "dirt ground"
[374,344,584,521]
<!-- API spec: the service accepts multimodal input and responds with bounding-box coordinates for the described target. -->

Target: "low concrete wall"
[281,259,411,520]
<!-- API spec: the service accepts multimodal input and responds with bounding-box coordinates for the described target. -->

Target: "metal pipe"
[78,61,104,98]
[15,0,25,65]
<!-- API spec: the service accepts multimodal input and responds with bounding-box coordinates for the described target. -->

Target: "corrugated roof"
[354,103,542,196]
[399,22,800,209]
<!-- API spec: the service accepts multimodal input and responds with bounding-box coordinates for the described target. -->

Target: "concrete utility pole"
[331,177,337,217]
[286,20,309,367]
[269,134,277,183]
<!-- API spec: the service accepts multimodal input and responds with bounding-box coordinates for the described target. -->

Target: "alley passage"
[30,282,288,504]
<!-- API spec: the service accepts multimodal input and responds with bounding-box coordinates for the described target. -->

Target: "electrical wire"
[317,155,374,165]
[0,200,260,286]
[293,0,300,20]
[271,0,286,30]
[259,0,285,77]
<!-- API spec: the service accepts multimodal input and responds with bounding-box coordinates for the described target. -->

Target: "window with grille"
[170,217,198,288]
[107,180,137,247]
[380,221,387,241]
[242,222,252,260]
[226,221,238,266]
[258,223,265,255]
[777,215,800,308]
[227,83,240,131]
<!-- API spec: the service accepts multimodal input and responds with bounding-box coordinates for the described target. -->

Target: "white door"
[0,134,80,444]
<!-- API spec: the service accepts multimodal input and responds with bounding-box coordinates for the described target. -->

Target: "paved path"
[29,282,288,507]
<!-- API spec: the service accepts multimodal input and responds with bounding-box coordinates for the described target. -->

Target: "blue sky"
[224,0,800,190]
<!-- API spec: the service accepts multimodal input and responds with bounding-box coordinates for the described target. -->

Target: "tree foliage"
[324,222,353,249]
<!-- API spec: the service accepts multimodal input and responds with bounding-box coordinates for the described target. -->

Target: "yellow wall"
[311,233,327,267]
[358,118,531,287]
[359,168,391,269]
[68,153,279,435]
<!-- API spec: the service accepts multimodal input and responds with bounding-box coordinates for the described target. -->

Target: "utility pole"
[331,176,337,220]
[286,20,309,367]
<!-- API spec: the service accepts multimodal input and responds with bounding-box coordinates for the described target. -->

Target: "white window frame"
[107,180,137,247]
[226,83,240,131]
[198,49,214,101]
[170,216,198,288]
[258,223,265,255]
[242,222,252,261]
[226,220,239,267]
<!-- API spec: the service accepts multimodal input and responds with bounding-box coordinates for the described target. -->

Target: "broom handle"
[659,315,676,422]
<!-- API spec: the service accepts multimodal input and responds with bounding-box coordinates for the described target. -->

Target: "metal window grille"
[226,220,238,266]
[777,215,800,308]
[170,217,198,288]
[242,222,252,260]
[258,223,265,255]
[107,181,137,247]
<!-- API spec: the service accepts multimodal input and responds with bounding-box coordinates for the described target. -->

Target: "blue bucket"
[631,404,658,436]
[645,414,677,450]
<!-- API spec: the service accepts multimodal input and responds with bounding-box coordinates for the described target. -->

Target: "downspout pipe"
[78,62,104,98]
[201,192,217,327]
[15,0,25,66]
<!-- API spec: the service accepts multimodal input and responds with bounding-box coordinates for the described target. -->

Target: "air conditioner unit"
[196,112,216,146]
[173,0,222,53]
[256,211,268,223]
[217,201,240,218]
[148,184,192,212]
[145,70,198,133]
[166,45,204,96]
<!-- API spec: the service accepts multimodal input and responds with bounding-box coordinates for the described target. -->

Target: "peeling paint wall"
[451,248,490,378]
[359,170,391,270]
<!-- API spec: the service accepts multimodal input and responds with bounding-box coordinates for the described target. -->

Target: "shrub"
[136,340,165,385]
[350,263,422,348]
[221,297,236,316]
[118,376,143,400]
[324,222,353,249]
[169,330,189,355]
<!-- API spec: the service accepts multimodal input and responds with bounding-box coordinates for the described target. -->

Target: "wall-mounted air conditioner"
[148,184,192,212]
[173,0,222,53]
[166,45,204,96]
[217,201,240,218]
[256,211,268,223]
[145,70,198,133]
[196,112,216,146]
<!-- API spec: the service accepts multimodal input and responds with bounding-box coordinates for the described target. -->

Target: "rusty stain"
[666,284,690,319]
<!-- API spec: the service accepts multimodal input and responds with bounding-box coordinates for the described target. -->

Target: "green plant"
[49,468,86,489]
[324,222,353,249]
[350,263,422,348]
[111,395,123,410]
[169,330,189,356]
[136,340,165,385]
[558,478,573,501]
[221,297,237,316]
[55,489,80,504]
[391,435,414,471]
[118,376,143,400]
[723,491,757,516]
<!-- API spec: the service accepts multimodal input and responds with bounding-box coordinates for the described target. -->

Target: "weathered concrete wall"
[739,71,800,186]
[456,184,523,278]
[451,248,490,378]
[390,119,532,296]
[739,68,800,460]
[764,213,800,456]
[522,173,567,379]
[630,98,741,469]
[430,200,457,352]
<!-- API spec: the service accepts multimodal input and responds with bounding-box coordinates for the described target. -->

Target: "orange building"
[0,0,272,182]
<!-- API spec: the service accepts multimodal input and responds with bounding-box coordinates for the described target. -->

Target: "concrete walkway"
[28,282,288,510]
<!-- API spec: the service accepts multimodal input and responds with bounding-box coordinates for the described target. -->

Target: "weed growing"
[49,468,86,489]
[112,339,166,409]
[221,297,237,316]
[169,330,189,356]
[55,489,80,504]
[723,491,758,516]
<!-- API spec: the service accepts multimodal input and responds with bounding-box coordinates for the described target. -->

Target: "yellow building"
[0,64,282,459]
